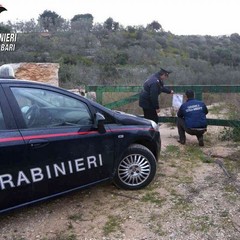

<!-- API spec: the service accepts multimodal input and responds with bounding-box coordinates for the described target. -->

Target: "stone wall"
[10,62,59,86]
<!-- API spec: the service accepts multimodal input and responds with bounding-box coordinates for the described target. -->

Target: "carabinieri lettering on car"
[0,154,103,190]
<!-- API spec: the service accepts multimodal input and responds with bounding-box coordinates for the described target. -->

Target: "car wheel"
[113,144,157,190]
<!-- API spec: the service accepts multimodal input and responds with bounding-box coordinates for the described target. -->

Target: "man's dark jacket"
[177,98,208,128]
[139,72,171,110]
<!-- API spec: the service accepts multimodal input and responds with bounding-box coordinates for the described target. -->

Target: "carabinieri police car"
[0,65,160,214]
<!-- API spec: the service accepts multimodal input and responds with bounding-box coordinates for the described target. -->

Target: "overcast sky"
[0,0,239,36]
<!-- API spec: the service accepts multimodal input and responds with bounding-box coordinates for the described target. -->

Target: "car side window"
[11,87,92,128]
[0,105,6,130]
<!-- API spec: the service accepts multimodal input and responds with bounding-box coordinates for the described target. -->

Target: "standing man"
[177,90,208,146]
[139,68,174,124]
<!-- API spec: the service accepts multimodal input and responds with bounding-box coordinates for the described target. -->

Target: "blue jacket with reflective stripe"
[177,98,208,128]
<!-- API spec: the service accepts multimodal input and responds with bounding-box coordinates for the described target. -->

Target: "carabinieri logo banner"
[0,33,18,51]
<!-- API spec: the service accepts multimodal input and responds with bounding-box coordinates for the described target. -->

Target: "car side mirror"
[94,112,106,133]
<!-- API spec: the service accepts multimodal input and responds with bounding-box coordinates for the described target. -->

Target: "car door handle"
[28,139,49,148]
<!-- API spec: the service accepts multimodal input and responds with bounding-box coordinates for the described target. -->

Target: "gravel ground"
[0,124,240,240]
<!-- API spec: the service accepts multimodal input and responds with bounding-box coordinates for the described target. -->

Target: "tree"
[38,10,64,32]
[71,14,93,32]
[104,17,119,31]
[11,19,41,33]
[147,21,162,32]
[71,13,93,22]
[0,24,11,33]
[230,33,240,43]
[104,17,114,31]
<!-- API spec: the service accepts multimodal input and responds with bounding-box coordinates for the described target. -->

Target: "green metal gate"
[86,85,240,127]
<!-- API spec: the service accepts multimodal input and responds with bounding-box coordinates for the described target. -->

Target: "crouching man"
[177,90,208,146]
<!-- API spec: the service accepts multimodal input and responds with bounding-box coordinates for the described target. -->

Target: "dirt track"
[0,124,240,240]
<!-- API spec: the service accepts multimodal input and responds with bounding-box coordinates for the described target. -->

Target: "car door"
[0,86,33,213]
[3,83,115,203]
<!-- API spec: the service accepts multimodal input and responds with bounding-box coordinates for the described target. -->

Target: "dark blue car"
[0,73,160,214]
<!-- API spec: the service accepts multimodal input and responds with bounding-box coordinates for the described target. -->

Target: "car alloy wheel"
[114,144,157,190]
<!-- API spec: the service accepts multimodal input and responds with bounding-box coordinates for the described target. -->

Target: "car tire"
[113,144,157,190]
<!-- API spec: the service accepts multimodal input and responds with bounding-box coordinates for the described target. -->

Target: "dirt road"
[0,124,240,240]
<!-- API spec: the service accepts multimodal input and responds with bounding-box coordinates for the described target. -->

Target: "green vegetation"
[164,145,181,158]
[219,126,240,142]
[209,103,226,115]
[141,192,166,206]
[1,11,240,142]
[190,215,214,232]
[185,146,213,163]
[1,11,240,89]
[103,215,122,236]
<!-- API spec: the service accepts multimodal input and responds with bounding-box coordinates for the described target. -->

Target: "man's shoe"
[177,140,185,145]
[198,136,204,146]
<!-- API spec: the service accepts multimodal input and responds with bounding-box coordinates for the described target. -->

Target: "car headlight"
[150,120,159,131]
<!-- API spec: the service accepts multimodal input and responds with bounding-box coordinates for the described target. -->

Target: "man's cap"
[160,68,172,75]
[185,89,195,98]
[0,5,7,13]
